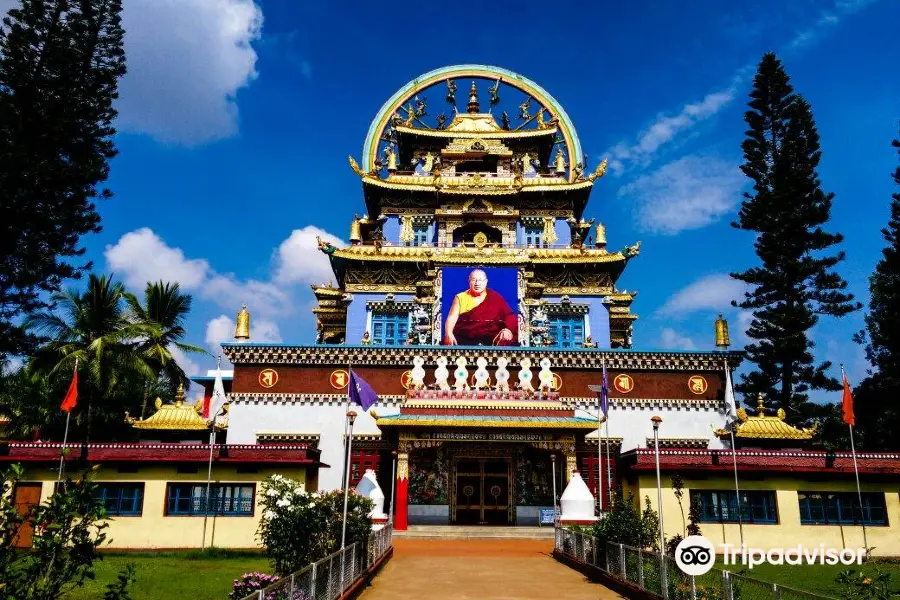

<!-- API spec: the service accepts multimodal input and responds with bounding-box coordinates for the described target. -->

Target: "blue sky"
[10,0,896,400]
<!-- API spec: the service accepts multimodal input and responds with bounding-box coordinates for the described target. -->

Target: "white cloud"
[789,0,878,50]
[273,226,346,286]
[659,328,697,351]
[116,0,263,145]
[657,274,748,317]
[170,345,203,378]
[105,228,210,290]
[205,314,281,350]
[618,155,745,235]
[205,274,292,317]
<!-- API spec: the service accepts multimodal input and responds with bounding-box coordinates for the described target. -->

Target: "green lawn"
[715,559,900,598]
[62,551,272,600]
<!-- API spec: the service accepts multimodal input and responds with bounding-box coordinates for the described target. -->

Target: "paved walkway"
[359,538,623,600]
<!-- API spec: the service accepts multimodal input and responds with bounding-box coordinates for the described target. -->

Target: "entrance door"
[454,458,511,525]
[13,483,42,548]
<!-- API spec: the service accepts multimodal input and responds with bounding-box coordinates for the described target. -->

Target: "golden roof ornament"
[234,303,250,340]
[466,81,480,113]
[587,158,608,182]
[595,222,607,247]
[387,146,397,171]
[350,215,362,244]
[554,149,566,174]
[715,314,731,349]
[175,383,185,406]
[715,392,816,441]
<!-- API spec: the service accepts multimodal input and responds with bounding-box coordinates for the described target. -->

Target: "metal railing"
[240,524,392,600]
[554,528,833,600]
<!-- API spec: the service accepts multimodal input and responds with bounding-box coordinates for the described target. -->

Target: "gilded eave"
[393,123,558,139]
[326,244,629,266]
[360,174,594,195]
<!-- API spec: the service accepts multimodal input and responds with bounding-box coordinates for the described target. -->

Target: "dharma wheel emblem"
[400,370,413,390]
[688,375,708,395]
[613,374,634,394]
[259,369,279,389]
[330,370,349,389]
[473,231,488,248]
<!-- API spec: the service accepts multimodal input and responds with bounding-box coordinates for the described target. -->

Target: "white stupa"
[559,471,598,525]
[355,469,388,523]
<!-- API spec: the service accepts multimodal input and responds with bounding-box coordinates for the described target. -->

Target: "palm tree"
[27,274,154,445]
[126,281,207,417]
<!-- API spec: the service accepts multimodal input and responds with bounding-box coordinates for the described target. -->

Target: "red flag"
[61,368,78,413]
[842,372,855,427]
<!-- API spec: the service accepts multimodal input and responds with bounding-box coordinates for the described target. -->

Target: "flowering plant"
[230,572,280,599]
[256,474,374,575]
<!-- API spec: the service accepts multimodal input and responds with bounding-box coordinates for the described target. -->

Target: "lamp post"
[341,410,357,549]
[551,453,558,519]
[652,416,667,598]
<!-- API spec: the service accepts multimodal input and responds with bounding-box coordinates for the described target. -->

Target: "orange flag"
[842,372,855,427]
[61,367,78,413]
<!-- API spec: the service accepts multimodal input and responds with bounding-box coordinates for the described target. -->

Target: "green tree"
[27,274,153,446]
[731,52,860,423]
[0,464,135,600]
[126,281,207,418]
[0,0,126,362]
[851,130,900,450]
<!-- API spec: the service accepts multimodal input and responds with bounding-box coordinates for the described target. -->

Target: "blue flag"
[599,362,609,417]
[349,370,378,411]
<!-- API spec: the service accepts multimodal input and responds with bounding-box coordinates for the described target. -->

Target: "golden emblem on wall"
[473,231,488,248]
[613,374,634,394]
[688,375,708,395]
[259,369,279,389]
[400,370,414,390]
[330,369,349,389]
[550,373,562,391]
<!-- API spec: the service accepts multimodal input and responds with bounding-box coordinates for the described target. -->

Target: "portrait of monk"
[443,269,518,346]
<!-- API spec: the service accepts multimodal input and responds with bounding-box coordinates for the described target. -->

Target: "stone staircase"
[394,525,556,539]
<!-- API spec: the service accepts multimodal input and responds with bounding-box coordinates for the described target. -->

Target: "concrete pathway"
[359,538,623,600]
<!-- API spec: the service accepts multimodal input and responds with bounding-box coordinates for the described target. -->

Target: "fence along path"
[358,538,623,600]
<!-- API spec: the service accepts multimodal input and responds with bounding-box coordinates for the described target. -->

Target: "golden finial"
[595,222,607,247]
[715,314,731,349]
[350,214,362,244]
[466,81,480,113]
[756,393,766,416]
[387,146,397,171]
[554,149,566,174]
[234,303,250,340]
[175,383,185,406]
[154,397,162,411]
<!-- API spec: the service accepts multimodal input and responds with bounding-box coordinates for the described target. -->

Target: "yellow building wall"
[21,464,313,549]
[635,474,900,556]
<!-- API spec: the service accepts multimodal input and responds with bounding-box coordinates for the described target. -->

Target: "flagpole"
[202,355,223,550]
[605,419,612,500]
[597,358,604,513]
[841,364,868,554]
[725,360,744,548]
[341,361,352,491]
[57,358,78,486]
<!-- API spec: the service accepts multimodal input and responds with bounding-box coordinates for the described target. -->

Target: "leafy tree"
[0,0,126,362]
[851,130,900,450]
[590,490,659,551]
[27,274,154,446]
[0,464,135,600]
[126,281,207,418]
[731,52,860,423]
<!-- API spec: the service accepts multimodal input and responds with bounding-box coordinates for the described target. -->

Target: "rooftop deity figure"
[443,268,518,346]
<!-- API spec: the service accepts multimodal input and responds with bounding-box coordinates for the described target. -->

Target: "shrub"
[591,490,660,551]
[230,572,280,599]
[256,475,374,575]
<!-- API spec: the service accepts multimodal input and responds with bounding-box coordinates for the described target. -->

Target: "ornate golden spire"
[715,314,731,349]
[349,214,362,244]
[386,146,397,171]
[234,304,250,340]
[466,81,480,113]
[554,149,566,174]
[595,222,607,247]
[175,383,185,406]
[756,393,766,416]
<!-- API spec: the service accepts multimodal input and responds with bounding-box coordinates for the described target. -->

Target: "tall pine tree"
[0,0,126,362]
[852,129,900,450]
[731,53,860,423]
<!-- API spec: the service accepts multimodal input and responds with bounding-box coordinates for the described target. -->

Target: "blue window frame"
[549,315,584,348]
[413,226,429,246]
[371,311,408,345]
[691,490,778,524]
[798,491,887,526]
[94,483,144,516]
[524,226,543,247]
[166,483,255,516]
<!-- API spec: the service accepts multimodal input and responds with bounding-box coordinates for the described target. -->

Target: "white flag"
[724,367,738,423]
[208,365,228,424]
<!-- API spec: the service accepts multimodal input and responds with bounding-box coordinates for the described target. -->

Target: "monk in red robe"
[443,269,518,346]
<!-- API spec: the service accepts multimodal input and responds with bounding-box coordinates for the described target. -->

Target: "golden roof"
[128,387,225,431]
[716,395,815,440]
[325,244,629,265]
[361,172,592,194]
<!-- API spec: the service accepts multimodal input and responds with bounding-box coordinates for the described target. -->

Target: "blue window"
[166,483,255,516]
[413,226,429,246]
[549,315,584,348]
[798,491,887,526]
[691,490,778,524]
[524,226,543,247]
[371,311,408,345]
[94,483,144,516]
